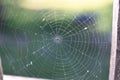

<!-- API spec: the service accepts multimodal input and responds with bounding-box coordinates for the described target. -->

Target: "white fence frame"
[109,0,119,80]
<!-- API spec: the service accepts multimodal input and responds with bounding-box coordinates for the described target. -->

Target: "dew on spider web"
[1,6,112,80]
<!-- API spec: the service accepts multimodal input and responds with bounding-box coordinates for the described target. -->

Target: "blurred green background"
[0,0,113,80]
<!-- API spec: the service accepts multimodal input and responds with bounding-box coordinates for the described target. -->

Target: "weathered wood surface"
[109,0,119,80]
[114,0,120,80]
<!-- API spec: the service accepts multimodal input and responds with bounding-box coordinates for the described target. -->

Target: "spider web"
[0,2,112,80]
